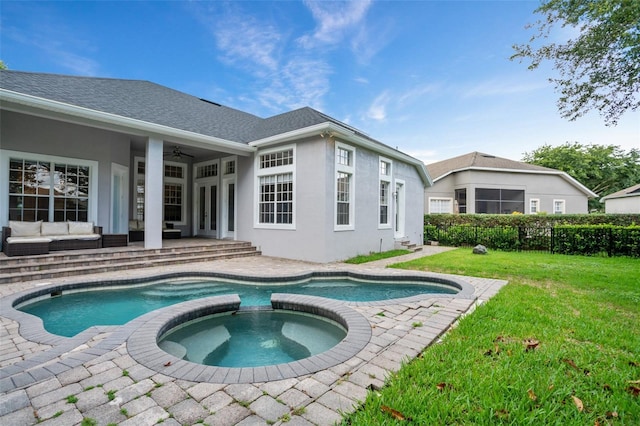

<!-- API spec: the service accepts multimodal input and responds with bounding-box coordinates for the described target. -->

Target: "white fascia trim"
[249,123,341,148]
[250,122,432,187]
[433,167,597,198]
[0,89,255,156]
[347,133,432,187]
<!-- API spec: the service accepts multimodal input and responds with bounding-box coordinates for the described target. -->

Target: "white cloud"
[298,0,372,48]
[406,149,438,164]
[462,78,547,98]
[3,20,100,75]
[212,13,281,74]
[191,3,334,113]
[366,91,391,121]
[397,84,439,107]
[258,57,331,111]
[56,50,100,76]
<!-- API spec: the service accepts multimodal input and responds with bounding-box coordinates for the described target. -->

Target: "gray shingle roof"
[426,151,556,180]
[1,70,391,147]
[0,71,264,143]
[252,107,328,140]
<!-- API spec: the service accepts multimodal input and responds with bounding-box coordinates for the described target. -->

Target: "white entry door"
[221,178,235,239]
[195,181,218,238]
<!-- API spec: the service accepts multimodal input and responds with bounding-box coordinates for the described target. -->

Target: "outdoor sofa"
[2,220,102,257]
[128,220,181,242]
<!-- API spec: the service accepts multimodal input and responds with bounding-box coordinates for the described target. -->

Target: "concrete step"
[0,241,260,284]
[0,244,252,274]
[395,239,422,252]
[0,241,252,267]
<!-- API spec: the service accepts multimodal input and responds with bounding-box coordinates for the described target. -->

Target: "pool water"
[159,310,346,367]
[19,277,456,337]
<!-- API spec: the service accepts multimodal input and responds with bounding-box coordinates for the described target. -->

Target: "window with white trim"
[553,199,566,214]
[455,189,467,213]
[163,162,186,222]
[256,146,295,228]
[429,197,453,214]
[8,155,95,222]
[379,157,392,227]
[530,198,540,214]
[224,159,236,175]
[196,163,218,179]
[134,157,187,223]
[335,143,355,229]
[135,160,145,220]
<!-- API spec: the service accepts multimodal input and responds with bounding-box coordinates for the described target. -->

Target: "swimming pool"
[17,273,460,337]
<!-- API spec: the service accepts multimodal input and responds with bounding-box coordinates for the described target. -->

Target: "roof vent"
[481,154,496,158]
[200,98,221,107]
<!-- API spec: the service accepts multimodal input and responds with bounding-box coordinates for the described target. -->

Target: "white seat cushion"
[9,220,42,237]
[68,221,94,235]
[6,236,52,244]
[48,234,101,241]
[41,222,69,236]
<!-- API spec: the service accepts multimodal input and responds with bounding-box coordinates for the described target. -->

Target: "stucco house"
[424,152,596,214]
[600,184,640,213]
[0,70,430,262]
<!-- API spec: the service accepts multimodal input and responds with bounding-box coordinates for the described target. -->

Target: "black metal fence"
[424,224,640,257]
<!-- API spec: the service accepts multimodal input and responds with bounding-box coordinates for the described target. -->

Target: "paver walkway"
[0,246,507,425]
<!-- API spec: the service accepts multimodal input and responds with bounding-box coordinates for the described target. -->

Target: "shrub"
[552,225,640,256]
[424,213,639,228]
[424,214,640,257]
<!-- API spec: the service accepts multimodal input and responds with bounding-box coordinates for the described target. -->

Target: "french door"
[195,181,217,238]
[221,178,235,239]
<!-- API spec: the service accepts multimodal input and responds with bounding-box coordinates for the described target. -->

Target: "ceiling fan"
[165,146,194,159]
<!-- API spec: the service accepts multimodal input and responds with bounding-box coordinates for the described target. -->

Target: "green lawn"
[344,249,412,264]
[342,249,640,425]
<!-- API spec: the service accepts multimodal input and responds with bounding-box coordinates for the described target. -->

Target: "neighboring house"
[600,184,640,213]
[0,70,431,262]
[424,152,596,215]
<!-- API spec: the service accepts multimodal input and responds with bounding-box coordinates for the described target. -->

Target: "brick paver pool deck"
[0,247,507,425]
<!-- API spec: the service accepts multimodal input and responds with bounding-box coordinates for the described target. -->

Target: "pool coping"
[0,269,473,392]
[1,269,473,344]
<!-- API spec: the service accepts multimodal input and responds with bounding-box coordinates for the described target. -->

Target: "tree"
[523,142,640,211]
[512,0,640,125]
[0,60,7,70]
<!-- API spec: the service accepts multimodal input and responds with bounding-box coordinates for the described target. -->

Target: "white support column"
[144,138,164,249]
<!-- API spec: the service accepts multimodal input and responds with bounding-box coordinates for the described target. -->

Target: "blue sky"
[1,0,638,164]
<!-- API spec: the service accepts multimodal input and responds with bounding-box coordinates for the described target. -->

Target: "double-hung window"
[335,143,355,230]
[379,158,392,228]
[553,199,566,214]
[256,146,295,228]
[530,198,540,214]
